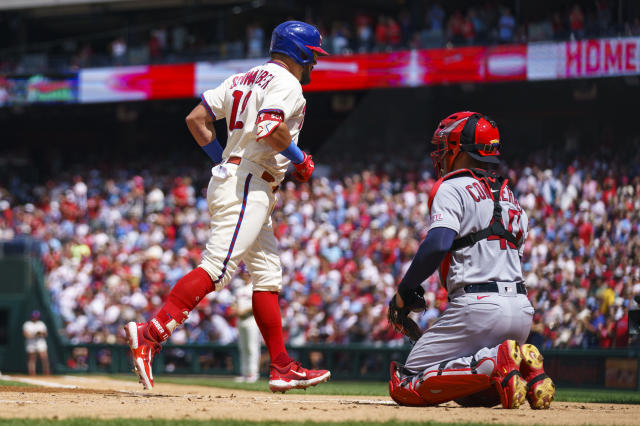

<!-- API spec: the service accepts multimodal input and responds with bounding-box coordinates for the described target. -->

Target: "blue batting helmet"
[269,21,328,66]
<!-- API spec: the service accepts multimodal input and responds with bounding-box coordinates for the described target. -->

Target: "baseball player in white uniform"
[23,310,50,376]
[125,21,331,392]
[388,112,555,409]
[230,271,261,383]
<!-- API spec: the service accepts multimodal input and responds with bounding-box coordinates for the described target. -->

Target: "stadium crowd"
[1,0,636,74]
[1,143,639,351]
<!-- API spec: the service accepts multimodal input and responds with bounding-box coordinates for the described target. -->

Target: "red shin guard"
[252,291,288,365]
[148,267,214,342]
[417,373,492,405]
[414,359,495,405]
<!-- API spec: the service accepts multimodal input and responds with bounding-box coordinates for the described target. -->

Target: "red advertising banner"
[80,63,194,103]
[527,37,640,80]
[304,45,526,92]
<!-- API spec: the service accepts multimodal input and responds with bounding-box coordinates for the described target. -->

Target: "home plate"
[340,399,397,405]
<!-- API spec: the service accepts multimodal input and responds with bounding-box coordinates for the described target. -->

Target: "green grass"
[555,387,640,404]
[0,379,33,387]
[0,420,489,426]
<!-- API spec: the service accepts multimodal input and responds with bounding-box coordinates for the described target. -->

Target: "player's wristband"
[279,140,305,164]
[201,138,223,163]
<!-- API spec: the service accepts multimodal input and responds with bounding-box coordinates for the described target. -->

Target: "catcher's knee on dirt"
[413,358,496,405]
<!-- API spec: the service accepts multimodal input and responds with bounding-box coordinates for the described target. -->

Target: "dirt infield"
[1,375,639,424]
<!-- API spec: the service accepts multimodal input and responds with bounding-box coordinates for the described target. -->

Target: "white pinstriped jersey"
[428,173,528,294]
[201,61,306,183]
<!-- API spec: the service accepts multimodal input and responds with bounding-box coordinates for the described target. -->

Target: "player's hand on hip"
[293,153,314,182]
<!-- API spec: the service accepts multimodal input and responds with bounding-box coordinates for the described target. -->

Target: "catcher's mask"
[430,111,501,178]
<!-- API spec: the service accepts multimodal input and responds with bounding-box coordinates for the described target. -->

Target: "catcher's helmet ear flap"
[270,21,328,66]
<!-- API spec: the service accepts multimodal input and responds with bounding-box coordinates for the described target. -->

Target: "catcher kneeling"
[387,112,554,409]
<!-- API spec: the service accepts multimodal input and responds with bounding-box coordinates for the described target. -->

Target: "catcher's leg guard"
[388,362,430,407]
[519,344,555,409]
[492,340,527,409]
[414,359,495,405]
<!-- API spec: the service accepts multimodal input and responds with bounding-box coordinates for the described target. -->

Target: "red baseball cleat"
[519,344,555,409]
[492,340,527,409]
[268,359,330,393]
[124,322,161,390]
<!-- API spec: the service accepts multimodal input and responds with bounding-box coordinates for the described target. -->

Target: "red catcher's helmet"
[430,111,501,178]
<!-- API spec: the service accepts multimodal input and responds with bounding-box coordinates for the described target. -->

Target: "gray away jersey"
[428,174,528,294]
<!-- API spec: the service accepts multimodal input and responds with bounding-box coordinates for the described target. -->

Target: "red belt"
[227,156,278,192]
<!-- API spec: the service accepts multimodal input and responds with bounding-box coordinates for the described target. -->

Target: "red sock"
[148,267,214,342]
[252,291,289,366]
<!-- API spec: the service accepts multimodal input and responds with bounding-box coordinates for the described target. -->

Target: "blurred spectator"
[246,23,265,58]
[374,16,386,51]
[23,310,50,376]
[569,4,585,39]
[625,17,640,36]
[331,22,351,55]
[426,2,446,35]
[498,8,516,43]
[109,37,127,66]
[354,10,373,53]
[447,10,466,45]
[171,25,188,53]
[72,43,93,69]
[151,27,168,57]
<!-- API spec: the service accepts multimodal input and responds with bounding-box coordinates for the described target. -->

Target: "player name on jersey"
[229,68,275,91]
[464,182,523,211]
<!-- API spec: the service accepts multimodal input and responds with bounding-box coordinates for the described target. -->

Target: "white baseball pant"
[238,316,261,379]
[198,159,282,292]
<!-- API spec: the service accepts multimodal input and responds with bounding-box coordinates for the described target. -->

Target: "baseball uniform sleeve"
[258,76,301,120]
[201,76,234,121]
[23,322,34,338]
[518,209,529,257]
[428,183,463,234]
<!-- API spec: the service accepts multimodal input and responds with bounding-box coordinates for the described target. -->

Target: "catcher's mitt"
[388,287,426,342]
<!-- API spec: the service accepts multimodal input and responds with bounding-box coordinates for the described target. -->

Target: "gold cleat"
[519,343,555,409]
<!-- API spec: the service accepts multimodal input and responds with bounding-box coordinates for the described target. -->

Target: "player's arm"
[394,227,456,308]
[186,102,223,164]
[257,110,314,182]
[260,118,292,152]
[394,184,462,308]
